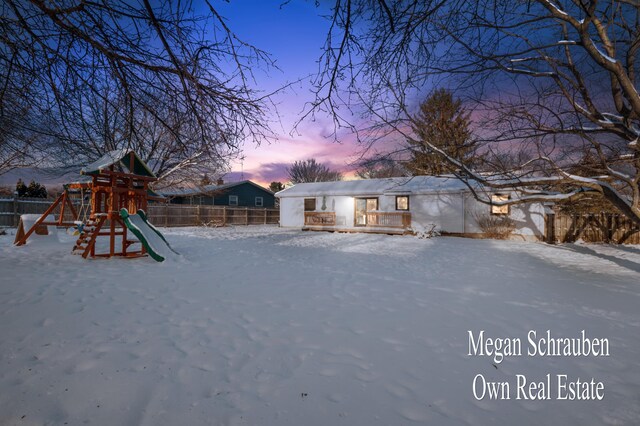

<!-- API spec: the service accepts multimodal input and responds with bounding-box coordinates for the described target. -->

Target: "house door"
[355,198,378,226]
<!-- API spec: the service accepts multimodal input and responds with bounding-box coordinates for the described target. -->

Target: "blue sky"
[213,1,364,185]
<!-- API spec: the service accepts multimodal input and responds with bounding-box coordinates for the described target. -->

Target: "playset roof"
[80,149,156,178]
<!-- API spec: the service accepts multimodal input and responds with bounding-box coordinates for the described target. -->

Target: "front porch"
[303,211,412,235]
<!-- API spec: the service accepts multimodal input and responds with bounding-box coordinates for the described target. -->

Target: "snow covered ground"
[1,226,639,425]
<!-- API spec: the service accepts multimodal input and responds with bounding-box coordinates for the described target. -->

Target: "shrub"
[473,213,515,239]
[411,222,440,239]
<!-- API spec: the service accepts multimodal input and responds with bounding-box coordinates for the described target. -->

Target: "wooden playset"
[14,150,162,259]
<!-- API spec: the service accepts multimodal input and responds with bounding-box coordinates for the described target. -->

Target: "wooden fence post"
[164,203,169,227]
[223,206,227,226]
[13,193,18,227]
[245,207,249,225]
[544,212,555,244]
[264,208,267,224]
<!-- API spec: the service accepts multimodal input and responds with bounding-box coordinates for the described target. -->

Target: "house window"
[396,196,409,211]
[304,198,316,211]
[255,196,263,207]
[229,195,239,206]
[491,194,510,215]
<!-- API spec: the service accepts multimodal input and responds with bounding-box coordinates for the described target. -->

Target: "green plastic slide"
[120,209,179,262]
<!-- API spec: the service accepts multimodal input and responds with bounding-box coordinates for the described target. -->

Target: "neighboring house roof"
[159,180,274,197]
[81,149,156,178]
[147,188,166,201]
[276,176,476,198]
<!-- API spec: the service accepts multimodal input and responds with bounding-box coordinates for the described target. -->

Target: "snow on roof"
[81,150,156,178]
[81,149,128,174]
[276,176,473,198]
[159,180,273,197]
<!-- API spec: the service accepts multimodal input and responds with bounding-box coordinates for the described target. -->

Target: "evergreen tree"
[15,179,27,197]
[407,89,478,175]
[25,180,47,198]
[269,182,285,192]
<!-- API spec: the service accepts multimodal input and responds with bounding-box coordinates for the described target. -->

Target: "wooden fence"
[550,212,640,244]
[0,197,279,228]
[146,204,279,227]
[0,197,58,227]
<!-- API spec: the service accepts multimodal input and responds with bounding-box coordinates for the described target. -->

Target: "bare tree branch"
[0,0,277,180]
[310,0,640,224]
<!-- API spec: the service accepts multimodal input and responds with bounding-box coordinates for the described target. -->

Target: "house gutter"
[278,189,472,198]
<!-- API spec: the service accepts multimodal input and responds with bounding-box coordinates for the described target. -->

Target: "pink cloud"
[229,119,367,186]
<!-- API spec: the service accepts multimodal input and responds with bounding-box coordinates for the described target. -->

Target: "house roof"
[81,149,156,178]
[276,176,474,198]
[159,180,273,197]
[64,174,93,186]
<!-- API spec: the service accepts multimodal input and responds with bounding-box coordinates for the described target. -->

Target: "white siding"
[510,202,545,237]
[278,186,546,240]
[462,193,487,234]
[333,196,355,226]
[410,193,465,233]
[280,197,305,227]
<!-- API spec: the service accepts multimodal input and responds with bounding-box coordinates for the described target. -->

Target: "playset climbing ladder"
[14,150,165,259]
[71,214,107,258]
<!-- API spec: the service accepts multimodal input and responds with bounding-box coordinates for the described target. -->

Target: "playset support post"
[14,151,162,260]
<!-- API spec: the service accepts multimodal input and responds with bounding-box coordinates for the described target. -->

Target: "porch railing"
[365,212,411,228]
[304,211,336,226]
[304,211,411,229]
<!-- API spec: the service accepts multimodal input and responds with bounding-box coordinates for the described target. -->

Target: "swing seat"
[73,221,85,235]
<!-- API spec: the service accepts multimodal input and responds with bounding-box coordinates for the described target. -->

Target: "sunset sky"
[0,1,397,189]
[215,1,368,186]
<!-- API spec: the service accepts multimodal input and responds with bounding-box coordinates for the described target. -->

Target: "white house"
[276,176,547,240]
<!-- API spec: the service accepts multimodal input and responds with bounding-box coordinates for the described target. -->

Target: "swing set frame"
[14,151,162,259]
